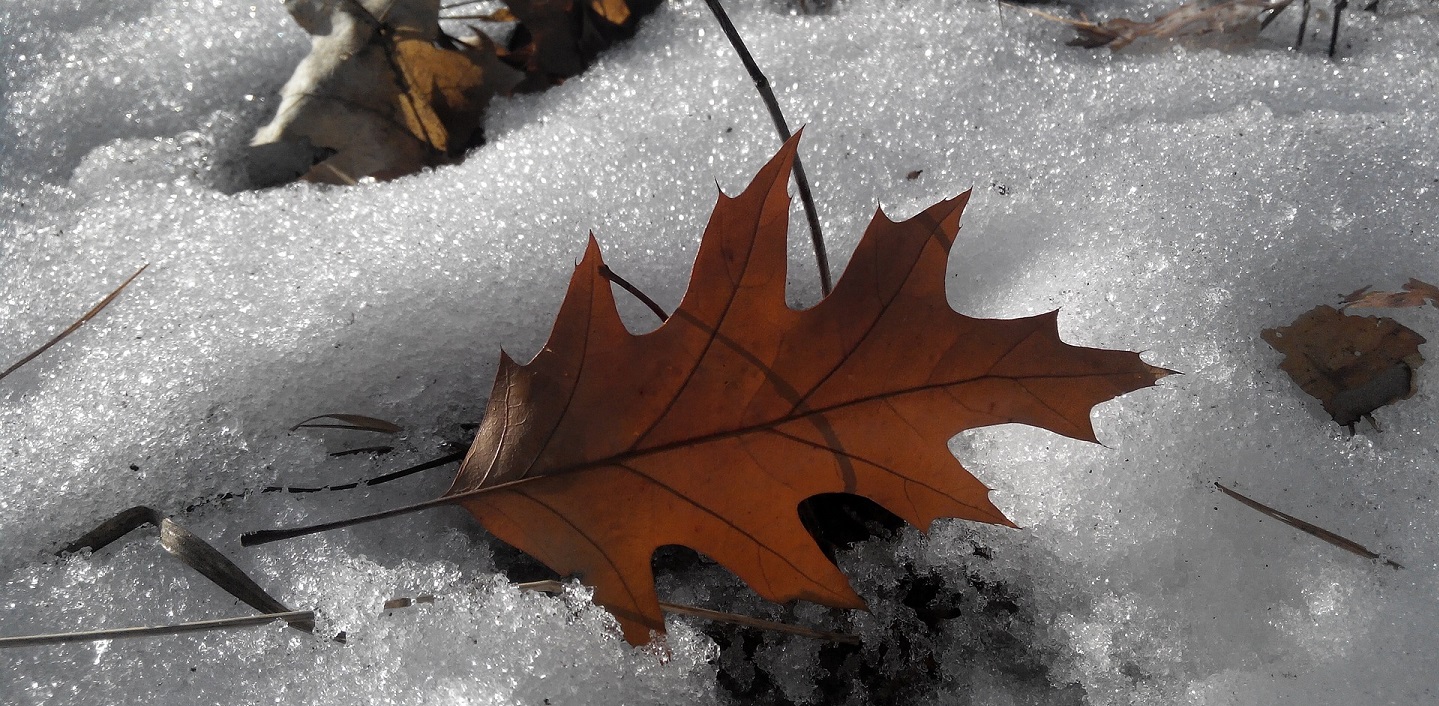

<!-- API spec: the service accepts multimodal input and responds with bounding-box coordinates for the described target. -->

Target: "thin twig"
[515,580,860,643]
[1294,0,1310,46]
[1,264,148,383]
[242,494,458,546]
[700,0,832,296]
[1216,482,1402,568]
[440,12,516,21]
[329,445,395,457]
[1328,0,1347,57]
[599,265,670,322]
[0,611,314,649]
[263,450,465,494]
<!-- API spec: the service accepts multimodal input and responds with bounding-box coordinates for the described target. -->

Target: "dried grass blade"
[0,610,315,648]
[61,506,316,633]
[1216,482,1403,568]
[0,264,148,383]
[291,414,403,434]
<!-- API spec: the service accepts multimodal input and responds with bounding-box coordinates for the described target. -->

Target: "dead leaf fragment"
[1262,305,1425,428]
[249,0,522,185]
[497,0,659,85]
[1008,0,1294,50]
[291,413,404,434]
[1341,278,1439,310]
[250,0,658,184]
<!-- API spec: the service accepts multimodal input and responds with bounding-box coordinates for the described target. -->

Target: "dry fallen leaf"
[1262,305,1426,429]
[249,0,522,185]
[1341,278,1439,310]
[443,136,1166,643]
[1009,0,1294,50]
[249,0,659,184]
[247,135,1169,644]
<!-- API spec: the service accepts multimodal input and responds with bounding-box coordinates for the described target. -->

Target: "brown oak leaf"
[247,135,1169,644]
[443,136,1167,643]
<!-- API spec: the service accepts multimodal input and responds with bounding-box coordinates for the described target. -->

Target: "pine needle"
[1216,482,1403,569]
[0,264,148,383]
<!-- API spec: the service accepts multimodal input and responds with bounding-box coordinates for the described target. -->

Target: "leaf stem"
[700,0,832,296]
[599,265,670,322]
[241,495,460,546]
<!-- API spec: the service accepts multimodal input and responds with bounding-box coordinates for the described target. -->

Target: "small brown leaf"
[445,7,519,21]
[1262,305,1425,428]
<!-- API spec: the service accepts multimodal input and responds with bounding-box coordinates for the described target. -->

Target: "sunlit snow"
[2,0,1437,703]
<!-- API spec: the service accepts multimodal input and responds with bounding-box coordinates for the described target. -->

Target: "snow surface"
[3,0,1438,703]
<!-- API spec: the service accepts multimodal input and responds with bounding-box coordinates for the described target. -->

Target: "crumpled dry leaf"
[1262,305,1426,429]
[249,0,659,185]
[248,0,522,186]
[1341,278,1439,310]
[1010,0,1295,50]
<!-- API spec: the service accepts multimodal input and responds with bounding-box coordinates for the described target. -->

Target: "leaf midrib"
[456,363,1117,501]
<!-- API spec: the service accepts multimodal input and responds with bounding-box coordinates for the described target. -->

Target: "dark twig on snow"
[1328,0,1347,57]
[1295,0,1310,47]
[700,0,833,296]
[263,450,466,494]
